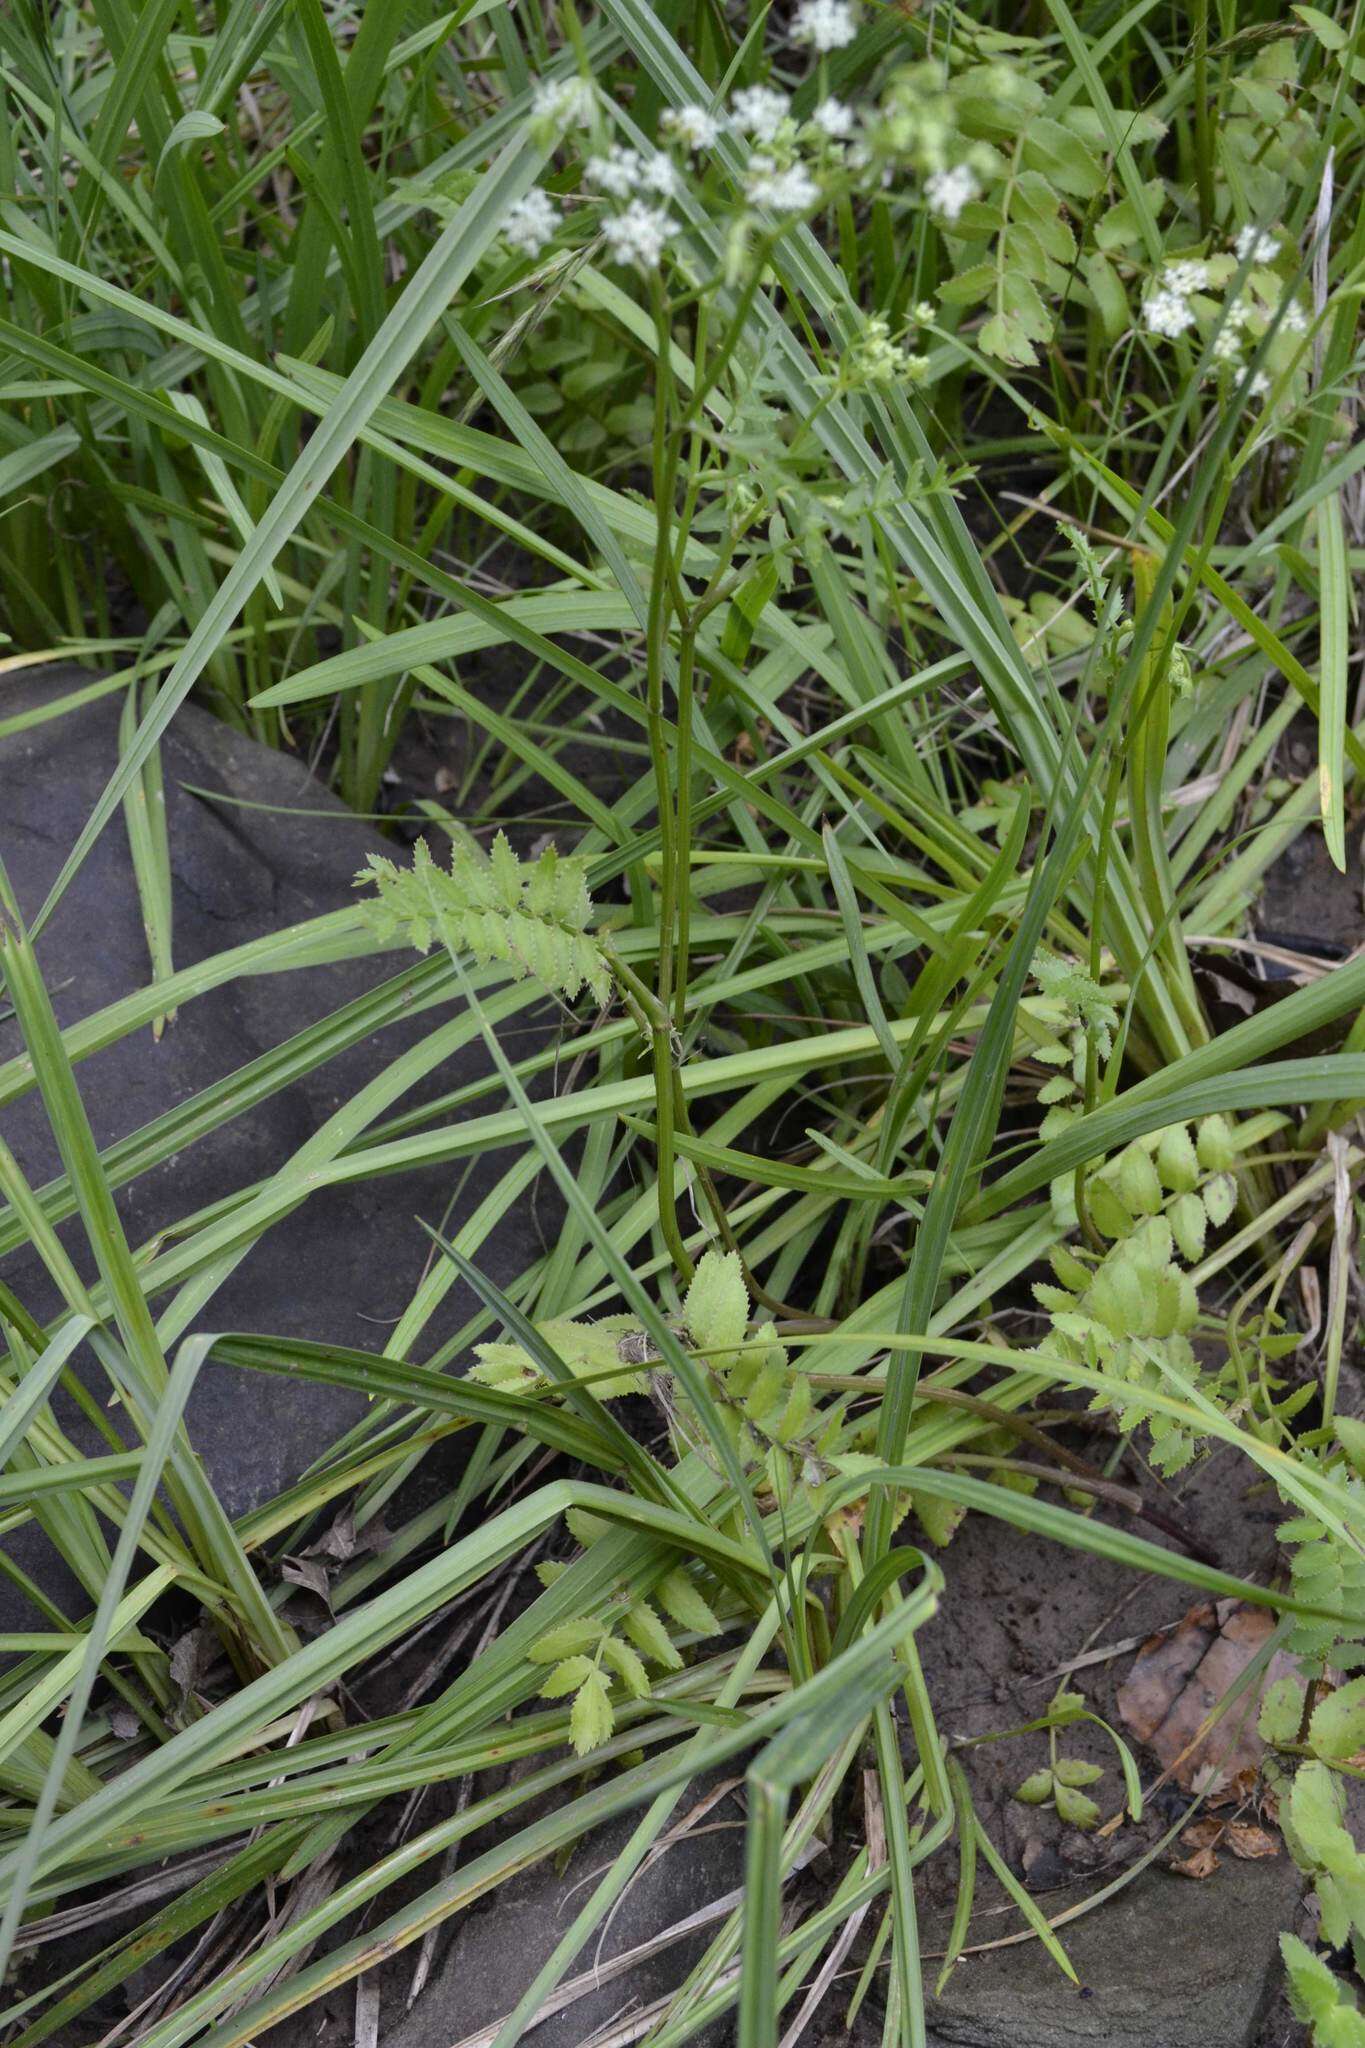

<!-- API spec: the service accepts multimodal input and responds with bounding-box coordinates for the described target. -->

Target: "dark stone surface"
[383,1782,747,2048]
[924,1853,1303,2048]
[0,667,553,1612]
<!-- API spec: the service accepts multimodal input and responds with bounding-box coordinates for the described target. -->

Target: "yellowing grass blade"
[1318,489,1350,872]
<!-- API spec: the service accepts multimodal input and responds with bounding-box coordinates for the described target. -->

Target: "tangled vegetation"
[2,0,1365,2042]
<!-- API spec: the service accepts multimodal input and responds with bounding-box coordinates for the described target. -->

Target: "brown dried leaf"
[300,1507,391,1565]
[1226,1823,1279,1861]
[281,1557,334,1609]
[168,1626,214,1703]
[1116,1602,1217,1742]
[1170,1844,1220,1880]
[1116,1600,1299,1792]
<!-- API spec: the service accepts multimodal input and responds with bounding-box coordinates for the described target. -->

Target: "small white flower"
[503,187,558,256]
[641,151,680,197]
[531,76,595,128]
[792,0,858,50]
[586,145,643,197]
[1143,285,1196,338]
[600,199,675,269]
[745,154,821,213]
[1234,225,1280,265]
[813,96,855,139]
[586,146,676,201]
[663,103,721,150]
[913,300,936,325]
[925,164,978,224]
[1280,299,1308,335]
[1165,259,1209,295]
[1211,327,1242,363]
[1249,369,1271,397]
[731,84,791,142]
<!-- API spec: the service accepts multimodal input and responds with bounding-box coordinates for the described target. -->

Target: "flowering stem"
[672,623,696,1036]
[684,247,769,431]
[645,278,695,1282]
[1192,0,1214,237]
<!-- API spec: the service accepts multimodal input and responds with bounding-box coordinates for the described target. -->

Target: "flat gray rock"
[384,1785,746,2048]
[0,666,552,1612]
[925,1853,1303,2048]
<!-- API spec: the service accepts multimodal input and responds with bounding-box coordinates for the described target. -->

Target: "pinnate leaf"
[657,1567,722,1636]
[570,1668,615,1756]
[684,1249,749,1355]
[600,1633,651,1699]
[528,1620,601,1664]
[623,1598,684,1669]
[540,1654,597,1699]
[1311,1677,1365,1763]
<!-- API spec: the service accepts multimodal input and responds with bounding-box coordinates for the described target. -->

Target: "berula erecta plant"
[2,0,1365,2043]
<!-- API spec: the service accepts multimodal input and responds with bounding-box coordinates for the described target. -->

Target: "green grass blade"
[29,130,541,934]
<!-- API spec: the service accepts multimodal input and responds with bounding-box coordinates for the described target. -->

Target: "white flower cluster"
[601,200,675,269]
[531,77,595,130]
[924,164,978,224]
[814,97,855,139]
[1210,304,1249,362]
[1142,256,1215,339]
[662,103,721,151]
[1143,284,1198,338]
[586,144,678,199]
[1133,227,1308,416]
[506,73,595,259]
[1164,259,1209,295]
[504,60,1002,276]
[744,155,820,213]
[504,187,558,257]
[1235,224,1280,266]
[792,0,858,51]
[731,84,791,143]
[728,86,826,222]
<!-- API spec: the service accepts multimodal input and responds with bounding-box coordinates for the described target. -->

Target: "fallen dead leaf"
[1170,1844,1220,1880]
[1116,1599,1299,1793]
[1180,1817,1280,1864]
[300,1505,391,1564]
[168,1626,215,1706]
[281,1557,333,1609]
[1226,1822,1279,1861]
